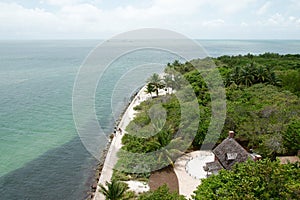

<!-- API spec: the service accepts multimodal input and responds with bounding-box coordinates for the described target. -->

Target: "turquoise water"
[0,40,98,199]
[0,40,95,176]
[0,40,299,199]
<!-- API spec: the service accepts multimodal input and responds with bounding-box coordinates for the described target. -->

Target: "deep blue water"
[0,39,299,200]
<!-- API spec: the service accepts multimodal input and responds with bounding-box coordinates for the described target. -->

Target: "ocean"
[0,39,299,199]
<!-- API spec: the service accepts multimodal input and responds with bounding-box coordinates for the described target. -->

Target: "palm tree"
[145,83,155,97]
[241,70,254,86]
[163,74,174,94]
[173,60,181,67]
[148,73,165,96]
[255,65,268,83]
[157,137,184,167]
[99,179,128,200]
[230,65,242,86]
[265,67,281,86]
[240,64,255,87]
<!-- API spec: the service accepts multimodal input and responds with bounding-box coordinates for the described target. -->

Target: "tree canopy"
[112,53,300,199]
[192,159,300,200]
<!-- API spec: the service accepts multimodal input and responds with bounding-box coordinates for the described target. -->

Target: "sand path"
[174,150,214,199]
[93,86,150,200]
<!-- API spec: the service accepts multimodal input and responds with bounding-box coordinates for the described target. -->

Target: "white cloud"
[290,0,300,8]
[241,22,248,27]
[0,2,59,37]
[208,0,257,15]
[0,0,299,39]
[257,1,271,15]
[268,13,285,25]
[44,0,84,6]
[288,16,300,25]
[150,0,206,15]
[202,19,225,27]
[255,12,300,29]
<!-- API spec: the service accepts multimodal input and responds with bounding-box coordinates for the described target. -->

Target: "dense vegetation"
[99,182,186,200]
[216,53,300,157]
[118,53,300,162]
[103,53,300,199]
[192,159,300,200]
[138,185,186,200]
[101,161,300,200]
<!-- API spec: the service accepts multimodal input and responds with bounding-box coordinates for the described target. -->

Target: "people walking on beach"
[113,126,117,136]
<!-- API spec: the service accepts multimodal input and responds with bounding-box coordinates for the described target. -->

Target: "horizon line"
[1,38,300,41]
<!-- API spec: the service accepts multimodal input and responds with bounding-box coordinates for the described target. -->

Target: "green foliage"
[216,53,300,71]
[116,54,300,184]
[99,179,129,200]
[147,73,165,96]
[224,63,281,87]
[145,83,155,97]
[164,63,187,91]
[112,169,149,182]
[121,97,181,153]
[138,185,186,200]
[184,70,210,105]
[283,120,300,155]
[166,60,194,74]
[278,69,300,96]
[258,133,285,160]
[223,84,300,156]
[192,159,300,200]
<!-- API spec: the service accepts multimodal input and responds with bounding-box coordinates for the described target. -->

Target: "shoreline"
[88,86,147,200]
[86,91,137,199]
[86,137,111,199]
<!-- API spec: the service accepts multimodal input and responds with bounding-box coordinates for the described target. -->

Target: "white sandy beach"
[93,86,151,200]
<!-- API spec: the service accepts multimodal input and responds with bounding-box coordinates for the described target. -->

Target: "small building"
[204,131,261,175]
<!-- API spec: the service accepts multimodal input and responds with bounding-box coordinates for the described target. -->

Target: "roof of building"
[213,138,250,169]
[205,160,223,173]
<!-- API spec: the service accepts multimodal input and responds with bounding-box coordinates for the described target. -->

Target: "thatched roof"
[213,138,250,170]
[205,160,223,174]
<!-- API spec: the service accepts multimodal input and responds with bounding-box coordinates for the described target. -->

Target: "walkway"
[174,151,214,199]
[93,86,149,200]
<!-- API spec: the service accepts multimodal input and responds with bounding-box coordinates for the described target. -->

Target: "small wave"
[0,78,29,86]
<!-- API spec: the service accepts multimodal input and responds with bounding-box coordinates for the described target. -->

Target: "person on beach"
[118,128,122,135]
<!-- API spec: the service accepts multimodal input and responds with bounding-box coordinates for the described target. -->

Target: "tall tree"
[145,83,155,97]
[255,65,268,83]
[156,137,185,167]
[240,64,255,86]
[148,73,165,96]
[163,74,174,94]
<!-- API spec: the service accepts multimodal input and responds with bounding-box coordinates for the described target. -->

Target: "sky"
[0,0,300,39]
